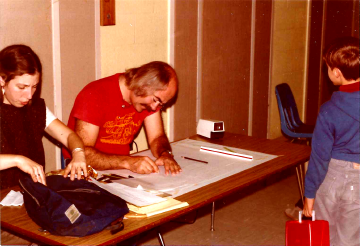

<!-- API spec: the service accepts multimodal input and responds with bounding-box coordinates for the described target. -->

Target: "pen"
[223,147,235,152]
[181,156,208,164]
[101,174,133,179]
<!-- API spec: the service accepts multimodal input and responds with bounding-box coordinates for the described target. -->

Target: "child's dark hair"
[323,36,359,81]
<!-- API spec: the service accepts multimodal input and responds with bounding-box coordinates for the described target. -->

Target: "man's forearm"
[84,146,132,170]
[150,134,172,158]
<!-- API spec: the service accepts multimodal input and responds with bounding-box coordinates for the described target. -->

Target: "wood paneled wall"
[321,0,359,104]
[306,0,359,125]
[251,0,272,138]
[201,0,252,136]
[306,0,324,126]
[173,0,272,140]
[173,0,199,140]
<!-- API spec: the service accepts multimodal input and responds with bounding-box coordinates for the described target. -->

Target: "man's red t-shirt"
[63,73,156,159]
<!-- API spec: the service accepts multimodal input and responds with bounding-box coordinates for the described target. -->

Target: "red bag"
[286,211,330,246]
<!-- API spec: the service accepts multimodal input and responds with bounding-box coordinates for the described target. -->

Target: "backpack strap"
[105,217,124,235]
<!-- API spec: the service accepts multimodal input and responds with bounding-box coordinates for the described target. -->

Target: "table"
[1,133,311,245]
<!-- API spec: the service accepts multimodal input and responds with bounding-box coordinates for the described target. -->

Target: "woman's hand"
[16,156,46,185]
[44,119,88,181]
[63,150,87,181]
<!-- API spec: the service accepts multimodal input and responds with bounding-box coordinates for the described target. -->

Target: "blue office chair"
[275,83,315,206]
[275,83,314,140]
[61,151,66,169]
[61,150,73,169]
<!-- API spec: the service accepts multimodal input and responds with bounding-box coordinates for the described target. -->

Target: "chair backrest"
[61,151,66,169]
[275,83,303,129]
[275,83,314,140]
[61,151,71,169]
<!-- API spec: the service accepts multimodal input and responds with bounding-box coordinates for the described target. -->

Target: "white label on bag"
[65,204,81,224]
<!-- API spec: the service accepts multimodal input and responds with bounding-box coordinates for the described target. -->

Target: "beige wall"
[60,0,96,125]
[1,0,96,171]
[268,0,309,139]
[0,0,55,172]
[100,0,169,152]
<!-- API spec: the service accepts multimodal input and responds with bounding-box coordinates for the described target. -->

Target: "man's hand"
[64,150,87,181]
[155,152,182,175]
[128,156,159,174]
[144,112,181,175]
[303,197,315,217]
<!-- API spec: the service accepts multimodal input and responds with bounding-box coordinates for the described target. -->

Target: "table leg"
[296,165,304,205]
[210,201,215,231]
[157,230,165,246]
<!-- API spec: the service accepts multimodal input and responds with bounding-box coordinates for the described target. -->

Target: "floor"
[135,169,300,246]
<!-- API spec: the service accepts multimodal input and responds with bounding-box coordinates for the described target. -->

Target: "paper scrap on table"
[0,190,24,206]
[127,197,189,217]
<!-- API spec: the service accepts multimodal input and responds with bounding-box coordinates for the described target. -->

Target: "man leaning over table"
[63,61,182,176]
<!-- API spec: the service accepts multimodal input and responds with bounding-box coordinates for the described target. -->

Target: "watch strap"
[161,150,174,157]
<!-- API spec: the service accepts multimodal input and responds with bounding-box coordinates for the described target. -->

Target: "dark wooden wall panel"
[353,0,360,38]
[306,0,324,125]
[306,0,359,126]
[321,0,359,104]
[251,0,272,138]
[201,0,252,135]
[173,0,198,141]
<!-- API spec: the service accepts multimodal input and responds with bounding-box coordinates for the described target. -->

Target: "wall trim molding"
[266,0,275,139]
[303,0,311,122]
[196,0,203,124]
[169,0,175,142]
[248,0,256,136]
[51,0,62,169]
[95,0,101,80]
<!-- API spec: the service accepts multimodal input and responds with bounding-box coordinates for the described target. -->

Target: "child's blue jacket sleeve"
[304,109,334,198]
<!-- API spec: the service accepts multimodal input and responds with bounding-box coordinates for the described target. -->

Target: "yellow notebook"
[127,197,189,217]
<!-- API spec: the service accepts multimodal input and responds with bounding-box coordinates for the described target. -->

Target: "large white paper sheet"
[98,139,278,198]
[90,178,166,206]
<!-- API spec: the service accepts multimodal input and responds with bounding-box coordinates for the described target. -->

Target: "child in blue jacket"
[303,37,359,246]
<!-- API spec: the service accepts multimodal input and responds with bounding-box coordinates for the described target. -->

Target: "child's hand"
[303,197,315,217]
[353,162,360,169]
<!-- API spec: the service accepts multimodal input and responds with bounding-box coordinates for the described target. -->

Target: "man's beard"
[142,104,153,112]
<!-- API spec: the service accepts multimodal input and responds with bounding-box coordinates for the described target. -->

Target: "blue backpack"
[19,175,129,237]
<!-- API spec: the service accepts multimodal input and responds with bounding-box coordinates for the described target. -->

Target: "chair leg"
[157,229,165,246]
[210,201,215,231]
[295,164,305,206]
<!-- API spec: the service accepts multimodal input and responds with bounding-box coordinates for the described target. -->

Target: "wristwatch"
[161,150,174,157]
